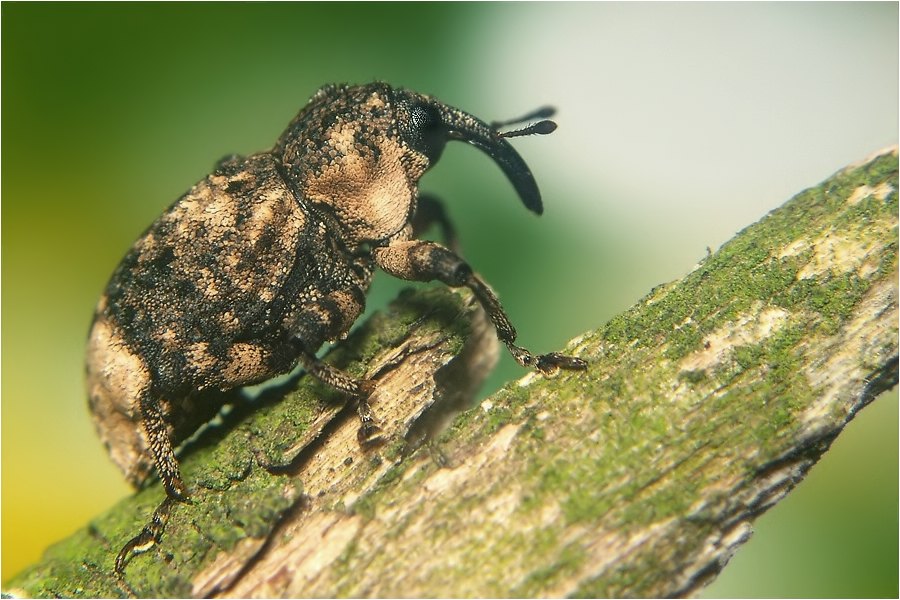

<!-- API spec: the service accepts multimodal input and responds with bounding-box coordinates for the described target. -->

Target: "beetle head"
[277,83,556,244]
[392,88,557,215]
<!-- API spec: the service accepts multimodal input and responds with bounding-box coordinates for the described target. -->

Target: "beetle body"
[87,151,375,487]
[87,82,586,530]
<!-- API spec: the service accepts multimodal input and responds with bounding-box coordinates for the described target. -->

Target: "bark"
[6,147,898,599]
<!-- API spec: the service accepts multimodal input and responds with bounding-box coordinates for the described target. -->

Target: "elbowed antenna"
[437,103,556,215]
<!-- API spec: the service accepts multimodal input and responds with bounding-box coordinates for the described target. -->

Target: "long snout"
[437,104,547,215]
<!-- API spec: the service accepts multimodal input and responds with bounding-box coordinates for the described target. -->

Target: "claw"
[357,422,384,446]
[507,343,588,375]
[535,352,588,375]
[114,495,180,574]
[115,528,157,574]
[164,481,191,504]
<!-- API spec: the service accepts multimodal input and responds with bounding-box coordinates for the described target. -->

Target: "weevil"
[86,82,587,571]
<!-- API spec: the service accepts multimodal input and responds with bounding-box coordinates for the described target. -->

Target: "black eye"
[411,104,441,132]
[406,103,446,162]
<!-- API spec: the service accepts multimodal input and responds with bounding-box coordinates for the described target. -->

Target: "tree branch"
[7,147,898,598]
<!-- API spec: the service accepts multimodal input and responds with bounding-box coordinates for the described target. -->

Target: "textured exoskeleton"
[86,82,586,569]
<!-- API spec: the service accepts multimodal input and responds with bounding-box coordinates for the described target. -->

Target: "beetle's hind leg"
[140,393,189,501]
[298,351,382,445]
[115,495,177,574]
[115,392,190,574]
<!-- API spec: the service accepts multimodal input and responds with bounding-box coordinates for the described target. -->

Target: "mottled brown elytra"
[86,82,587,572]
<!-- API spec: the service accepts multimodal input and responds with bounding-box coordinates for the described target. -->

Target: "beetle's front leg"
[412,194,460,254]
[374,240,587,375]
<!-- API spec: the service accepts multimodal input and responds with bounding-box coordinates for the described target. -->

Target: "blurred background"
[2,3,897,595]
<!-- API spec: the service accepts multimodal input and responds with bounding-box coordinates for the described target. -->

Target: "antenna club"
[500,119,558,139]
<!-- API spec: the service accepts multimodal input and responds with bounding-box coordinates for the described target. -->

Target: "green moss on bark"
[6,150,897,598]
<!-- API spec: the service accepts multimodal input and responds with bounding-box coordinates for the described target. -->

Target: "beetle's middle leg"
[297,351,381,444]
[374,240,588,374]
[287,292,381,444]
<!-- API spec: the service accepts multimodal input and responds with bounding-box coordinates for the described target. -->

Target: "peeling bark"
[6,147,898,598]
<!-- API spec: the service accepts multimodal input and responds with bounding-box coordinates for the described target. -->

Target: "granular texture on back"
[86,82,587,506]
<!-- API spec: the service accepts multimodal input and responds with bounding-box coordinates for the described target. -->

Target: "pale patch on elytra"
[170,179,236,244]
[187,342,216,376]
[680,305,790,374]
[197,185,237,237]
[158,327,178,346]
[221,343,270,385]
[85,317,154,486]
[196,268,219,298]
[219,310,239,332]
[258,286,277,303]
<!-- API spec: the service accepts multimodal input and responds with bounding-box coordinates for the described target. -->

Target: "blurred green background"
[2,2,897,595]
